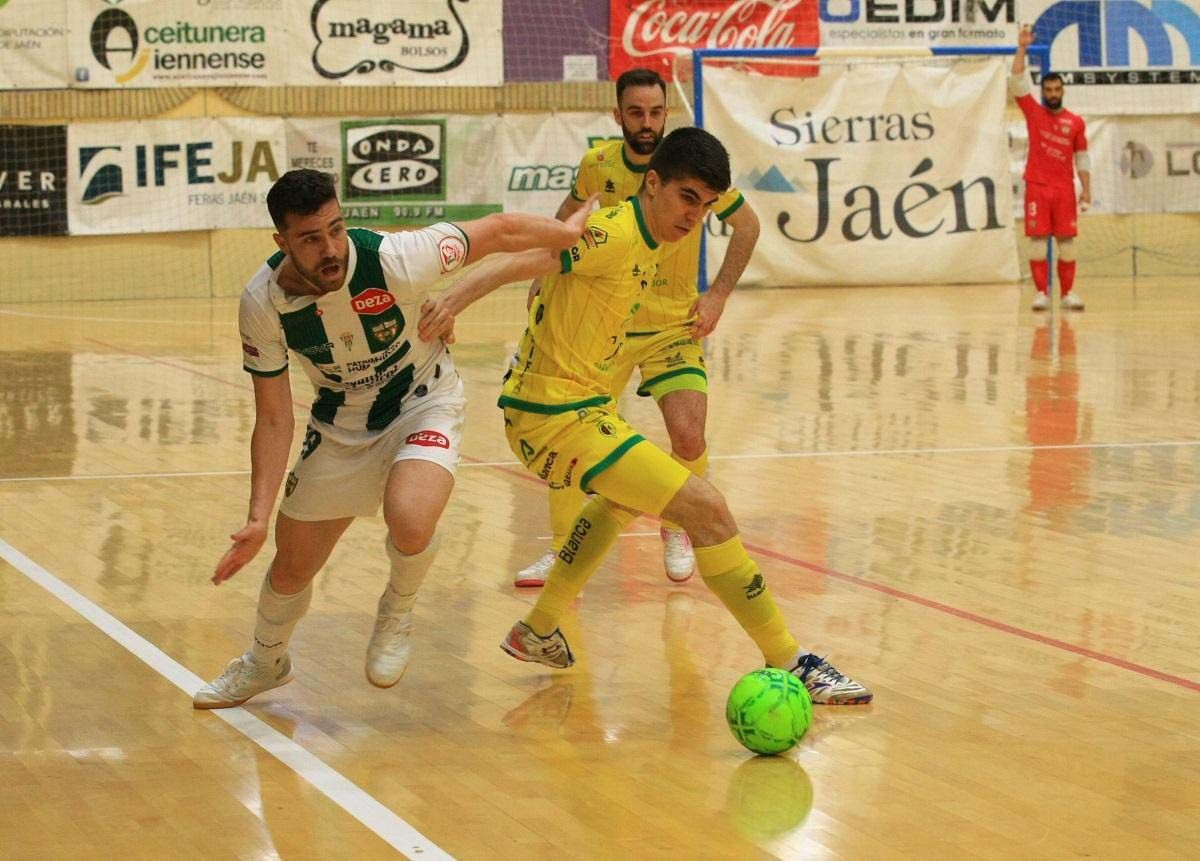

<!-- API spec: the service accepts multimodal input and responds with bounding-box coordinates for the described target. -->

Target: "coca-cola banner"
[702,59,1018,286]
[610,0,818,81]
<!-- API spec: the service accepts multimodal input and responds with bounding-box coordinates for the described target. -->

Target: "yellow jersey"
[500,196,661,413]
[571,138,744,333]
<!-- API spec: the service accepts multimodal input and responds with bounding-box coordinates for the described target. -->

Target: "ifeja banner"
[701,59,1018,286]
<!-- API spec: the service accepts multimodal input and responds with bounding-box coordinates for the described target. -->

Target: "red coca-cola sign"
[609,0,819,81]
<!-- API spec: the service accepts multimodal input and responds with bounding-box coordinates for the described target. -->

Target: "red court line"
[83,336,1200,694]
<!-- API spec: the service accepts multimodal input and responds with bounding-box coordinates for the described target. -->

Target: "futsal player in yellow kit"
[419,128,871,704]
[511,68,761,587]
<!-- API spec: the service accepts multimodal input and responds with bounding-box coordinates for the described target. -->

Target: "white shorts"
[279,377,465,521]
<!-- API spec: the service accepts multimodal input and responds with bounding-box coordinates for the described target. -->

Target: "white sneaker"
[365,610,414,688]
[787,653,872,705]
[500,621,575,669]
[192,651,293,709]
[1061,292,1085,310]
[1031,292,1049,311]
[661,528,696,582]
[514,549,557,588]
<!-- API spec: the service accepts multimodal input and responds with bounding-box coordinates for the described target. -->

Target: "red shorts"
[1024,182,1077,238]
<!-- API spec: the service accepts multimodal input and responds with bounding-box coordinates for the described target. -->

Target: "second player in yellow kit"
[517,68,762,586]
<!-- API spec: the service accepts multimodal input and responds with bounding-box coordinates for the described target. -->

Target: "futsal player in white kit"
[193,169,593,708]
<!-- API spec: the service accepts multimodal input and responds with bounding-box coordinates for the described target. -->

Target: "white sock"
[379,533,440,617]
[250,572,312,666]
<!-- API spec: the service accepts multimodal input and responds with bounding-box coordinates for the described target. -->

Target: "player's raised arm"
[456,195,599,266]
[1013,23,1033,78]
[418,247,564,343]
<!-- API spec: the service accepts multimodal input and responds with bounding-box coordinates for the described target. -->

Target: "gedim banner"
[702,59,1018,287]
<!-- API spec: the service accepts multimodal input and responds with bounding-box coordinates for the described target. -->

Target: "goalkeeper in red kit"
[1012,24,1091,311]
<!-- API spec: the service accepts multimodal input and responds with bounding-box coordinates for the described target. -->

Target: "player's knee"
[669,477,735,540]
[669,430,707,462]
[384,513,436,555]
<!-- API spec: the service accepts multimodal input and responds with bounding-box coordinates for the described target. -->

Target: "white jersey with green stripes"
[238,224,467,444]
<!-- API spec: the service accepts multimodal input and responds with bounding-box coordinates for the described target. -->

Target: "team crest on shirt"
[371,318,399,344]
[340,332,354,350]
[583,226,608,249]
[438,235,466,273]
[604,179,615,193]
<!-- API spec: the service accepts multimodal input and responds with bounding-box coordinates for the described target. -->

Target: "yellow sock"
[548,484,589,552]
[662,448,708,532]
[695,535,800,668]
[525,498,636,636]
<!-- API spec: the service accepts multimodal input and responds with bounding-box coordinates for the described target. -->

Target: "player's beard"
[1043,95,1062,110]
[624,124,662,156]
[295,252,347,294]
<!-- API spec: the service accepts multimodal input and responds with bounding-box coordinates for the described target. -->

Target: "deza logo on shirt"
[351,288,395,315]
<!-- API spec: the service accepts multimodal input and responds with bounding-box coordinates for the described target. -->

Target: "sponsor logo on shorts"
[438,235,466,273]
[549,457,578,490]
[744,573,766,599]
[242,342,260,357]
[284,472,298,497]
[406,430,449,448]
[537,450,559,481]
[351,288,395,315]
[558,517,592,564]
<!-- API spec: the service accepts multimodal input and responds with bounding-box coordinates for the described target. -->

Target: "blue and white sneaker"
[788,653,872,705]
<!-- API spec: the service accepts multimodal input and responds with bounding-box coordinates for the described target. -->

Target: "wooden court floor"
[1,277,1198,859]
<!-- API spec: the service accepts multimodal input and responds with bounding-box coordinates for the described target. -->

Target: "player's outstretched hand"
[689,291,728,339]
[1079,194,1091,213]
[561,193,600,244]
[418,296,456,344]
[1018,24,1034,48]
[213,521,268,584]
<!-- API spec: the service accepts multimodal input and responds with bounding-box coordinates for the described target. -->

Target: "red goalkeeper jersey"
[1017,93,1087,188]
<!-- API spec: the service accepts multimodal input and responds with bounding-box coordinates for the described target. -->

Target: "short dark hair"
[1041,72,1064,86]
[616,67,667,104]
[647,127,730,193]
[267,169,338,231]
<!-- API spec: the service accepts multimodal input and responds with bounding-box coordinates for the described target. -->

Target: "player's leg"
[1025,185,1052,311]
[513,352,639,588]
[366,387,464,687]
[193,513,353,709]
[638,328,710,582]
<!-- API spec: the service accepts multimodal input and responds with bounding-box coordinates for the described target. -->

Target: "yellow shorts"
[503,402,691,517]
[611,324,707,401]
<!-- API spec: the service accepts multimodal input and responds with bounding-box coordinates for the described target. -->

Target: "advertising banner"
[68,117,286,234]
[0,1,69,89]
[68,0,287,89]
[609,0,819,80]
[702,59,1018,286]
[818,0,1017,48]
[287,0,502,86]
[1025,0,1200,114]
[0,125,68,236]
[497,113,621,215]
[1088,114,1200,213]
[286,116,502,228]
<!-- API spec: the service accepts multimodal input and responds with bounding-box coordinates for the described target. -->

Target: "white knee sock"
[250,571,312,665]
[379,533,440,617]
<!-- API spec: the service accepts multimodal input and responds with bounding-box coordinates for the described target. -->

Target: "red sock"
[1057,259,1076,295]
[1030,259,1049,294]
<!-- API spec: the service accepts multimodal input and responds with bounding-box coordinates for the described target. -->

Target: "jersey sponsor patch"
[438,235,466,273]
[406,430,450,448]
[583,226,608,249]
[351,288,395,315]
[242,342,260,357]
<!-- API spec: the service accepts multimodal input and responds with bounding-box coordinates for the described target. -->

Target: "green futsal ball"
[726,668,812,755]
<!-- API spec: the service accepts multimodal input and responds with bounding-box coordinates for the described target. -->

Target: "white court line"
[4,438,1199,485]
[0,538,452,861]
